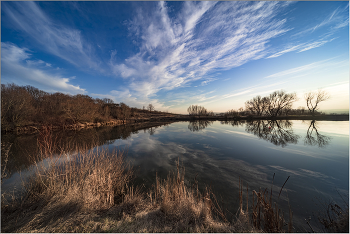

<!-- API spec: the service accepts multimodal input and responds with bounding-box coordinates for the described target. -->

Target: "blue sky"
[1,1,349,114]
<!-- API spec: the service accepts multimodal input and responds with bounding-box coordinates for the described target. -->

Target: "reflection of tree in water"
[245,120,299,147]
[220,120,245,127]
[1,122,172,178]
[304,120,331,148]
[147,126,158,135]
[188,120,214,132]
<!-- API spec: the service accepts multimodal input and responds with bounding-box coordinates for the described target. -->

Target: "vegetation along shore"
[1,84,348,135]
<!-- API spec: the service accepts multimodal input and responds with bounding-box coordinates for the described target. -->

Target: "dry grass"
[143,160,233,232]
[91,160,255,233]
[93,159,262,233]
[317,192,349,233]
[238,176,293,233]
[1,142,12,183]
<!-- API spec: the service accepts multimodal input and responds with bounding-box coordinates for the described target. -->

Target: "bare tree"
[225,109,238,117]
[304,90,330,116]
[266,90,298,117]
[188,105,198,115]
[147,104,155,112]
[61,94,98,124]
[120,103,131,120]
[187,105,211,116]
[304,120,331,147]
[188,120,214,132]
[245,95,268,116]
[245,120,299,147]
[1,83,35,129]
[102,98,114,104]
[207,111,215,116]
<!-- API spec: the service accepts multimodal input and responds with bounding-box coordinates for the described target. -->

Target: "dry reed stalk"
[317,198,349,233]
[1,142,12,183]
[148,159,216,226]
[239,176,292,233]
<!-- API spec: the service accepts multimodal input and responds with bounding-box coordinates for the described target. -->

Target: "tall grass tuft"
[28,128,132,210]
[143,159,236,232]
[317,192,349,233]
[1,142,12,183]
[238,176,293,233]
[153,160,211,222]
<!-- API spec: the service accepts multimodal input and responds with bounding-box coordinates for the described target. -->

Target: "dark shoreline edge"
[2,114,348,135]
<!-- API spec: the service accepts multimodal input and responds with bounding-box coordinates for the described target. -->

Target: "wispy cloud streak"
[293,5,349,37]
[265,57,340,79]
[2,1,102,72]
[198,81,288,106]
[1,42,85,94]
[268,4,348,58]
[267,37,337,58]
[110,1,292,102]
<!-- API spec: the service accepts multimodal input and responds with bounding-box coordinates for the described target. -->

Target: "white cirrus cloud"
[265,57,339,79]
[292,4,349,38]
[267,37,337,58]
[2,1,103,73]
[297,38,337,53]
[269,4,348,59]
[1,42,85,94]
[110,1,293,101]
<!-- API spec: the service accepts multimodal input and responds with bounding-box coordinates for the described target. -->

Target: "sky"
[1,1,349,114]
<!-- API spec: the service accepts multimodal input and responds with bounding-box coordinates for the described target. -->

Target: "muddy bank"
[2,118,178,135]
[3,114,348,135]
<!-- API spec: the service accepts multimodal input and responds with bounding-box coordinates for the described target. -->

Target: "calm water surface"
[2,120,349,232]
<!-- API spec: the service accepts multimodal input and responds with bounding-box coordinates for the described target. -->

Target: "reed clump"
[318,194,349,233]
[147,161,225,232]
[30,142,132,210]
[106,160,242,233]
[1,142,12,183]
[238,176,293,233]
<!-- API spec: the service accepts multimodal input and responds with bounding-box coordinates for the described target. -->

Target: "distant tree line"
[1,83,158,131]
[227,89,329,117]
[187,89,330,118]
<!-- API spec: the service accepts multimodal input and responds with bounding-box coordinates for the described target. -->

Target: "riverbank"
[2,114,348,135]
[178,114,349,121]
